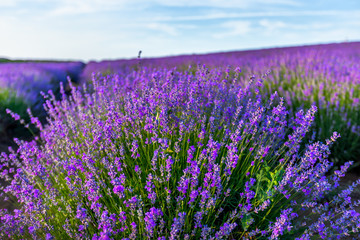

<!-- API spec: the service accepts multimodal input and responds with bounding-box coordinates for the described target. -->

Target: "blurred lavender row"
[0,62,84,109]
[0,62,84,141]
[81,42,360,79]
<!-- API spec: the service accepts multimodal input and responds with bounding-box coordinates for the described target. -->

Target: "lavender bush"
[1,66,359,239]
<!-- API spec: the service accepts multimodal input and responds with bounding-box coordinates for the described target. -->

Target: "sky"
[0,0,359,62]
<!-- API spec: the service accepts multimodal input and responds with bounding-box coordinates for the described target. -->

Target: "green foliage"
[0,88,30,138]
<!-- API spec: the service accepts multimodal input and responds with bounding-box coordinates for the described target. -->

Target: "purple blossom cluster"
[0,63,359,239]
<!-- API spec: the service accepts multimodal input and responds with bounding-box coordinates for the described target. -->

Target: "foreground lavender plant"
[0,67,359,239]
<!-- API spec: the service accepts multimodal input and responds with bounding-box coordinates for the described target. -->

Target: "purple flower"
[76,206,88,221]
[145,173,157,204]
[28,226,35,234]
[45,233,54,240]
[269,208,298,240]
[169,212,186,240]
[144,207,163,238]
[215,222,238,239]
[129,222,137,239]
[79,225,85,232]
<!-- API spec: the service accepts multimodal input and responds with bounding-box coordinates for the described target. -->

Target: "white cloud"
[259,19,287,33]
[0,0,301,10]
[48,0,130,15]
[154,10,360,22]
[213,20,251,39]
[0,0,55,7]
[154,0,300,8]
[146,23,178,36]
[0,0,17,6]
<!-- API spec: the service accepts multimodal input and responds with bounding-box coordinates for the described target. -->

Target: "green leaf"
[241,214,254,231]
[165,148,173,153]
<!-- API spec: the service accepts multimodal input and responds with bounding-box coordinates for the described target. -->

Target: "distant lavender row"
[81,43,360,78]
[0,62,84,110]
[81,42,360,167]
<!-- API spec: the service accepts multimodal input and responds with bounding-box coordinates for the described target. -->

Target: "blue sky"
[0,0,359,61]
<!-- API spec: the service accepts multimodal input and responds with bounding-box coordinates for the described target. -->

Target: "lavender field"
[1,42,360,239]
